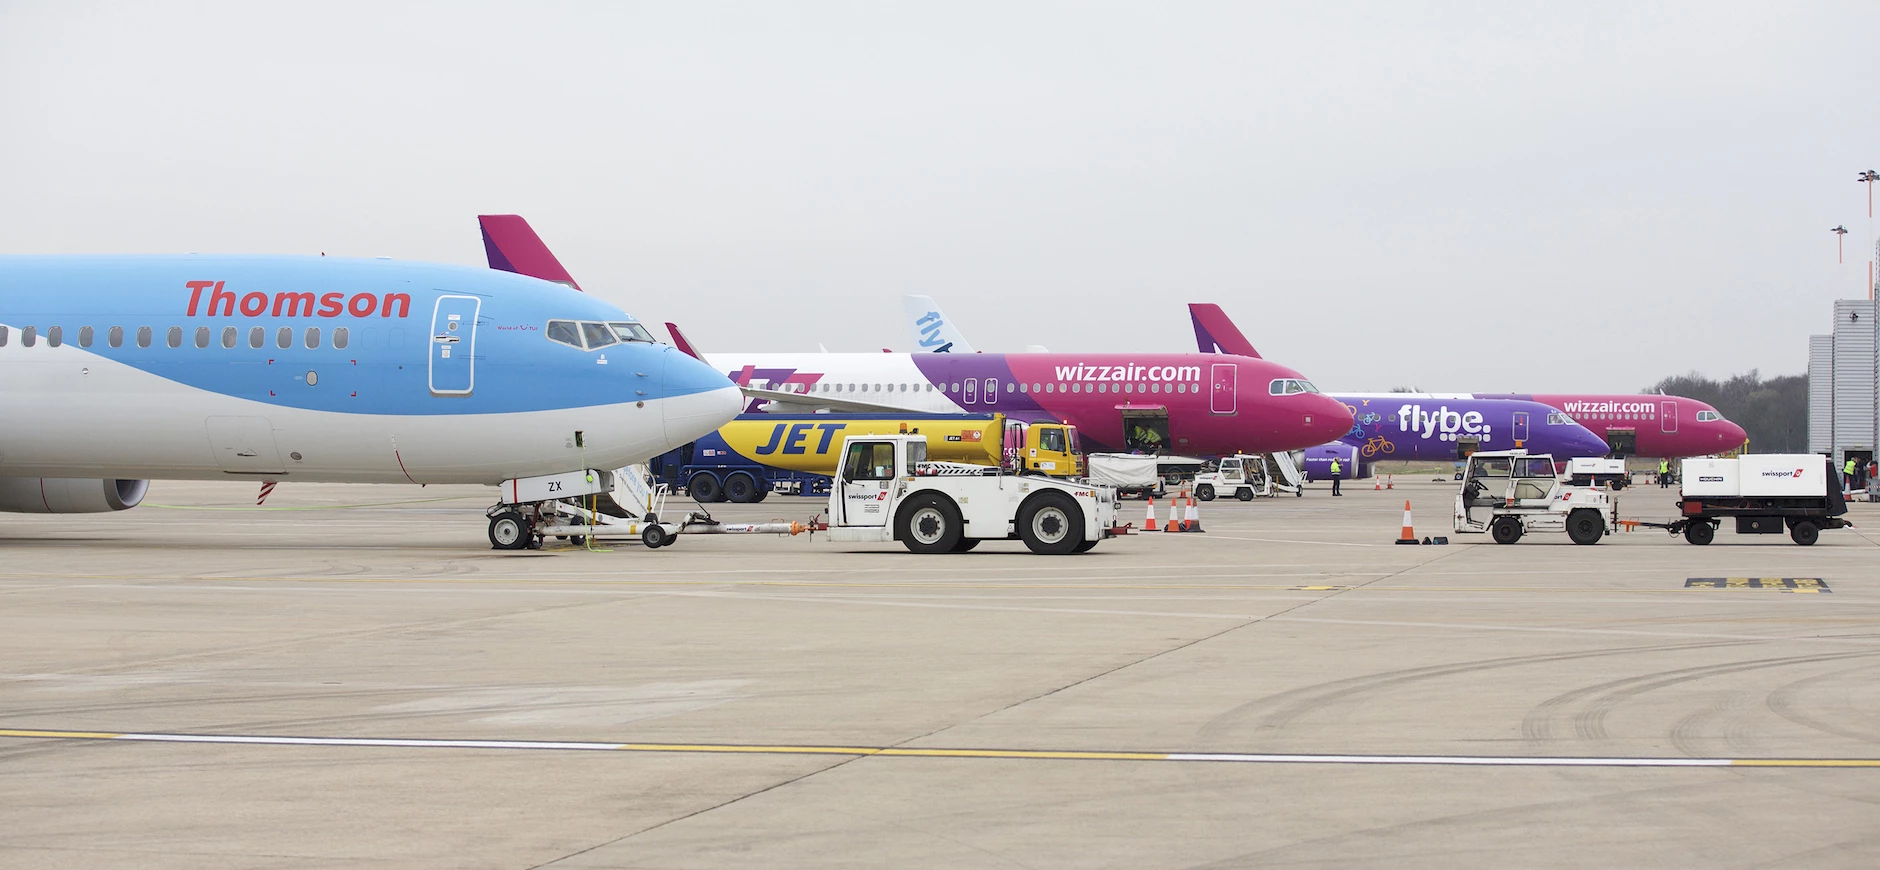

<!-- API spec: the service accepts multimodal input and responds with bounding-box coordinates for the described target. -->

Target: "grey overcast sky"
[3,2,1876,392]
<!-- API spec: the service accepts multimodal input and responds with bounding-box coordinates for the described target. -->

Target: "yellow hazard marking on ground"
[1685,578,1830,593]
[2,727,1878,768]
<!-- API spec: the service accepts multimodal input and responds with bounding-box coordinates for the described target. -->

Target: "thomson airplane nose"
[659,347,743,451]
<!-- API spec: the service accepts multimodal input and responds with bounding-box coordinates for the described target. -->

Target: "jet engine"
[0,478,150,513]
[1301,443,1365,482]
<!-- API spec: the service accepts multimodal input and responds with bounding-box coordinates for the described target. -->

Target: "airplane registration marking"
[2,728,1876,768]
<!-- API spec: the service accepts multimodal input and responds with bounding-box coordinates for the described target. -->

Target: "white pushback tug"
[488,433,1127,555]
[1452,450,1617,545]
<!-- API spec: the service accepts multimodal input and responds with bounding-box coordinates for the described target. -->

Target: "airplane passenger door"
[1661,401,1677,433]
[964,378,978,404]
[1210,363,1237,414]
[429,295,480,396]
[1511,411,1529,445]
[205,416,286,474]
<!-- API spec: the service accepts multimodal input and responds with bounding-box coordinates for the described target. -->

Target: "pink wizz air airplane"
[1189,304,1749,459]
[475,216,1353,455]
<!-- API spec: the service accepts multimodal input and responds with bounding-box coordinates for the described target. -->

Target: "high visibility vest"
[1847,460,1858,475]
[1329,460,1341,475]
[1659,460,1668,473]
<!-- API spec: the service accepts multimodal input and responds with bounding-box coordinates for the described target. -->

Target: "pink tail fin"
[478,214,581,291]
[1188,303,1260,358]
[665,322,703,360]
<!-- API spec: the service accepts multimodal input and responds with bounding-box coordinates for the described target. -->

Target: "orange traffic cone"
[1164,494,1182,532]
[1183,494,1204,532]
[1386,474,1394,490]
[1374,478,1382,490]
[1395,500,1420,545]
[1143,495,1157,531]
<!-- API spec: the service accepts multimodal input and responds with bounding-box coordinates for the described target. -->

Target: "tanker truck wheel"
[725,473,758,503]
[687,473,723,503]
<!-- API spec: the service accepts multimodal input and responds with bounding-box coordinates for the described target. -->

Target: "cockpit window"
[610,321,657,343]
[1267,378,1319,396]
[1545,411,1577,426]
[581,322,618,350]
[546,320,582,348]
[1695,410,1722,422]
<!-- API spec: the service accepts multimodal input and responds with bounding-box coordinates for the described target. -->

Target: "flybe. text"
[185,281,412,319]
[1054,364,1202,382]
[1399,404,1493,442]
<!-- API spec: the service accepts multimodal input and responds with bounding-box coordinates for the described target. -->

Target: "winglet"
[1188,303,1260,358]
[665,322,703,360]
[478,214,581,291]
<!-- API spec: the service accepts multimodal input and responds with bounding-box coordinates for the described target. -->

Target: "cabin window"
[222,326,238,349]
[333,327,349,349]
[0,325,8,346]
[546,320,582,348]
[277,327,293,349]
[47,326,62,347]
[78,326,93,348]
[21,326,36,347]
[166,327,182,348]
[249,327,265,349]
[136,326,151,348]
[193,326,209,349]
[304,327,321,349]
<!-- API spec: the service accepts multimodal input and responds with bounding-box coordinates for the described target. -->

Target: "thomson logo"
[1759,469,1806,479]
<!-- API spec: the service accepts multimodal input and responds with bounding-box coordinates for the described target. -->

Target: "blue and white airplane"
[0,255,742,531]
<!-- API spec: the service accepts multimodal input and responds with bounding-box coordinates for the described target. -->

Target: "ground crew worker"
[1658,458,1670,488]
[1329,457,1342,496]
[1845,457,1859,492]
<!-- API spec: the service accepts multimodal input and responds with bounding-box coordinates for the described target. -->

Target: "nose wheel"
[489,511,536,550]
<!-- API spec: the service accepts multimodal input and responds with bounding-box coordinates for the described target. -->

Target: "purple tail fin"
[478,214,581,291]
[1188,303,1260,358]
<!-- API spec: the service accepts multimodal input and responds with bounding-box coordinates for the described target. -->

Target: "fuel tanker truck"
[649,413,1083,503]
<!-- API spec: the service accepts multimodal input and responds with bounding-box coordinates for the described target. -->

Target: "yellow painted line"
[0,728,1875,768]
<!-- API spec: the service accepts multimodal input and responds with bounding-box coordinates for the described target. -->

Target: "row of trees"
[1644,370,1807,453]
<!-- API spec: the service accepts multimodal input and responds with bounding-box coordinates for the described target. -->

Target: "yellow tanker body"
[717,414,1005,475]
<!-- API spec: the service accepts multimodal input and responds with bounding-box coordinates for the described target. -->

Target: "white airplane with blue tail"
[0,254,742,543]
